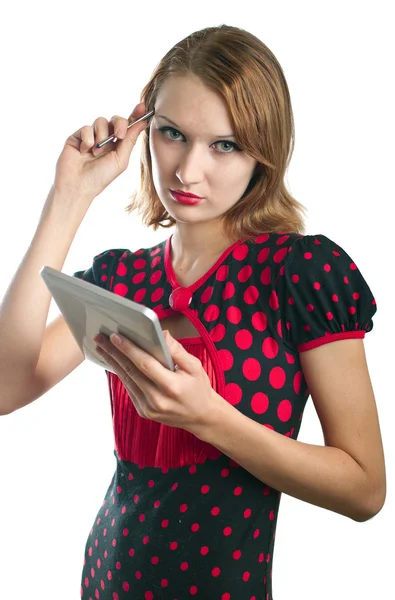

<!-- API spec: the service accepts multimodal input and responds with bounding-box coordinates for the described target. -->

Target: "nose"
[175,144,204,186]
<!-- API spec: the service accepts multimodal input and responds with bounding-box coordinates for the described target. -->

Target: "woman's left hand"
[93,330,219,438]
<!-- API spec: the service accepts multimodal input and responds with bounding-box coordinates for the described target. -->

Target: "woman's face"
[149,74,257,226]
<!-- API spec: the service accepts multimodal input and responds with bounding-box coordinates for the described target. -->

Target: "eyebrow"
[155,114,236,139]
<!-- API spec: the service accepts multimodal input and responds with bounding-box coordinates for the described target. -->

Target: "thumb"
[116,103,151,164]
[162,330,196,373]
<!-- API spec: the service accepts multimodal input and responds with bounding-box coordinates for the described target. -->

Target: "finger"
[162,330,200,374]
[115,103,150,166]
[108,333,180,392]
[96,346,147,415]
[96,337,158,396]
[91,116,112,155]
[109,114,129,140]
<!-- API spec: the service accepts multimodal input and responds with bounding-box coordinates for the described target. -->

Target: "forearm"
[197,392,374,522]
[0,186,91,414]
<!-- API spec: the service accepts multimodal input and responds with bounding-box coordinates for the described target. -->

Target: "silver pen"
[96,109,155,149]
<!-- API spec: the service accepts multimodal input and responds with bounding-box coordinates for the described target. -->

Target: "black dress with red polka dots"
[73,231,377,600]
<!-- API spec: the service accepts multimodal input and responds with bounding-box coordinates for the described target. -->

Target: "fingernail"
[110,333,122,345]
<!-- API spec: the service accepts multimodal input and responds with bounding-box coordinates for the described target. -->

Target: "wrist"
[194,389,232,443]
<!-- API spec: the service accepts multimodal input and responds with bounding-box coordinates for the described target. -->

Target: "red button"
[169,287,192,311]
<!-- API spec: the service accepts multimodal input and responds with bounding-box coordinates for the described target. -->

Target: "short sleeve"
[278,234,377,352]
[73,248,128,291]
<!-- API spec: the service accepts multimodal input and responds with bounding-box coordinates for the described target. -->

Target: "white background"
[0,1,393,598]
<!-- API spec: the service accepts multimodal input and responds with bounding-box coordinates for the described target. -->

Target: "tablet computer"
[40,266,175,373]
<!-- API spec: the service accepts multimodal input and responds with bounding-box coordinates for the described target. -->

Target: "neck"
[171,222,236,267]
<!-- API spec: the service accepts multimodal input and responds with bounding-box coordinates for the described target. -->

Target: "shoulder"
[271,232,378,352]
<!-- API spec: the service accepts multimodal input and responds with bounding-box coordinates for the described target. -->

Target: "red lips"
[171,189,203,199]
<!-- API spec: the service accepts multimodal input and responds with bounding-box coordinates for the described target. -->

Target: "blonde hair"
[125,24,307,239]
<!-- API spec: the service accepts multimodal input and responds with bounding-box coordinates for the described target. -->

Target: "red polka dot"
[151,287,164,303]
[252,311,268,331]
[216,265,229,281]
[170,541,178,550]
[201,286,214,303]
[132,271,146,284]
[273,247,288,263]
[201,546,210,555]
[116,262,127,276]
[225,383,242,406]
[326,312,334,320]
[353,292,360,300]
[113,283,128,297]
[242,571,251,581]
[291,274,299,283]
[304,252,312,260]
[294,370,302,394]
[218,349,234,371]
[278,399,292,422]
[204,304,220,321]
[255,233,270,244]
[350,262,357,270]
[212,567,221,577]
[235,329,253,349]
[233,244,249,260]
[259,265,271,285]
[223,281,235,300]
[134,258,146,270]
[262,337,278,358]
[258,247,271,263]
[244,286,259,305]
[190,586,198,595]
[211,507,220,516]
[238,265,253,282]
[201,485,210,494]
[210,324,226,342]
[251,392,269,414]
[150,270,162,284]
[314,282,321,290]
[134,288,146,303]
[348,306,356,315]
[269,366,286,389]
[227,306,242,324]
[151,256,161,268]
[122,582,130,591]
[269,290,279,310]
[307,303,314,312]
[223,526,232,536]
[242,358,261,381]
[233,549,242,559]
[180,561,189,570]
[324,263,331,272]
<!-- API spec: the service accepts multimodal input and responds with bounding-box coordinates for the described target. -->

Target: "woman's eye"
[158,126,240,154]
[159,127,183,141]
[216,141,236,153]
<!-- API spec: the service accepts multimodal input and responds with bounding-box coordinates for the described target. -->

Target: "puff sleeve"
[277,234,377,352]
[73,248,128,291]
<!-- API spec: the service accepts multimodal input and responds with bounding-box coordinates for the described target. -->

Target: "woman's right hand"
[54,102,150,201]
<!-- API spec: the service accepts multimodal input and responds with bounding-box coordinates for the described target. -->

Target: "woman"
[0,25,386,600]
